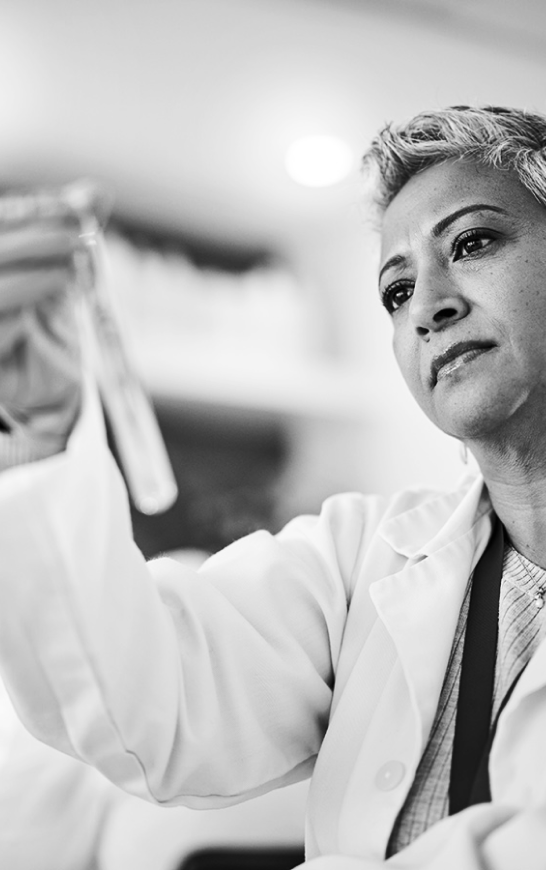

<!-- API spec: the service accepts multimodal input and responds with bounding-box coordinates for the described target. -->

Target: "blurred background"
[1,0,546,868]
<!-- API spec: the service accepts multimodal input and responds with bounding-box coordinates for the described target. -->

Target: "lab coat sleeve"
[0,381,355,809]
[0,679,120,870]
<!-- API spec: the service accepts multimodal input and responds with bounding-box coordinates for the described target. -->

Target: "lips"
[430,340,496,386]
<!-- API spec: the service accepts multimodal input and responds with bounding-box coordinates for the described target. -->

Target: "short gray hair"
[363,105,546,211]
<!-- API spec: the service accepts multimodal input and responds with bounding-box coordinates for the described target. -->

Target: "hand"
[0,214,84,467]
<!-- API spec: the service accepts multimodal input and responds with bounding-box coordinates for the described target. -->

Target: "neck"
[470,432,546,568]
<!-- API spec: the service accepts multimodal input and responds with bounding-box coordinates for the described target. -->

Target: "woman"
[0,105,544,869]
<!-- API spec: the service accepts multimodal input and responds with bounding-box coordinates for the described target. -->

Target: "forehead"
[379,159,540,260]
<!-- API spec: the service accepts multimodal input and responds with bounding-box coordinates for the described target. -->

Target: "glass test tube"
[0,180,178,515]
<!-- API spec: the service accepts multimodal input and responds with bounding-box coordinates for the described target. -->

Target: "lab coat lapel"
[490,633,546,804]
[307,475,494,859]
[370,475,493,751]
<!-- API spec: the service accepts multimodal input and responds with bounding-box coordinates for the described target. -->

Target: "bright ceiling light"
[285,135,354,187]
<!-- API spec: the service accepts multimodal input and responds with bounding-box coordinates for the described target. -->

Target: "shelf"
[131,339,368,421]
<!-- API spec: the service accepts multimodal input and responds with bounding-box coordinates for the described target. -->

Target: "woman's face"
[379,159,546,442]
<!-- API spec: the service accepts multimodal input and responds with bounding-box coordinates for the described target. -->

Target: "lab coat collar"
[370,472,495,751]
[379,471,490,559]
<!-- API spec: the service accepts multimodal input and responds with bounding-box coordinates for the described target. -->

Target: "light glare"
[285,135,354,187]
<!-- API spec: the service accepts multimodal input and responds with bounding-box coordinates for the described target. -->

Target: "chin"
[424,392,524,442]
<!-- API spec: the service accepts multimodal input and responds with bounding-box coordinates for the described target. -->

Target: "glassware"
[0,179,178,515]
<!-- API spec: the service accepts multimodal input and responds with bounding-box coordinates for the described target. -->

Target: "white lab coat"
[0,384,545,870]
[0,678,118,870]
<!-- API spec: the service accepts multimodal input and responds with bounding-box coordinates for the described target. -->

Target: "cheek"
[393,328,418,389]
[392,327,431,413]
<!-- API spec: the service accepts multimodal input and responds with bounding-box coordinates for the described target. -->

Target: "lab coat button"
[375,761,406,791]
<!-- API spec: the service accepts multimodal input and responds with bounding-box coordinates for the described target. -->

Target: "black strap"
[468,663,526,805]
[449,516,504,815]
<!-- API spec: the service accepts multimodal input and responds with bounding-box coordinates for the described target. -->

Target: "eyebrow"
[378,203,509,286]
[431,203,508,238]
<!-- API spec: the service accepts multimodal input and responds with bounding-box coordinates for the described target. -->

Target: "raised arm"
[0,210,353,808]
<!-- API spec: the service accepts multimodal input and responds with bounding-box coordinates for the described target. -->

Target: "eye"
[381,279,414,315]
[453,229,496,260]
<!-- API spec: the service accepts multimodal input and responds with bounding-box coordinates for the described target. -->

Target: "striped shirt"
[387,544,546,856]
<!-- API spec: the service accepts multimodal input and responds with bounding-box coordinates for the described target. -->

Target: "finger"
[33,287,79,345]
[0,223,82,267]
[0,190,85,229]
[0,266,75,313]
[0,308,27,358]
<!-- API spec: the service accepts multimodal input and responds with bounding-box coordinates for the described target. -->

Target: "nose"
[409,272,470,339]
